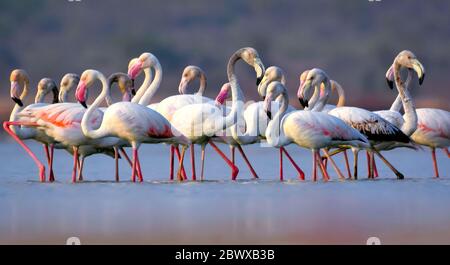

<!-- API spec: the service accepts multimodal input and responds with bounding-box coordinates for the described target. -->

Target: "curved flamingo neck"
[138,62,162,106]
[393,62,417,136]
[266,89,290,148]
[389,68,413,112]
[81,73,111,139]
[311,79,331,112]
[332,81,346,107]
[223,51,246,130]
[131,67,152,104]
[196,73,207,96]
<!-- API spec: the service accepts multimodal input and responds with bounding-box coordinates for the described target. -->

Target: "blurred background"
[1,0,449,129]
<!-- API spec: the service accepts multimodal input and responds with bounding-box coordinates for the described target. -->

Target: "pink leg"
[190,144,196,181]
[431,147,439,178]
[135,150,143,182]
[72,146,79,183]
[312,151,317,182]
[174,146,187,180]
[230,146,236,178]
[236,145,259,179]
[131,148,137,182]
[3,121,46,182]
[316,151,330,181]
[281,147,305,180]
[78,156,84,182]
[169,145,175,181]
[343,150,351,179]
[209,141,239,180]
[279,148,284,181]
[366,151,372,178]
[323,149,345,180]
[371,152,379,178]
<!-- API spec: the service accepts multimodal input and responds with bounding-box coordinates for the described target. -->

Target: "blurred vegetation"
[1,0,449,123]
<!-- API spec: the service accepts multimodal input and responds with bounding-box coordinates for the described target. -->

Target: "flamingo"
[77,66,190,182]
[128,62,214,180]
[298,69,355,179]
[380,53,448,178]
[3,70,59,182]
[17,71,134,183]
[244,66,306,181]
[263,81,371,181]
[213,83,261,180]
[170,47,265,181]
[300,68,413,179]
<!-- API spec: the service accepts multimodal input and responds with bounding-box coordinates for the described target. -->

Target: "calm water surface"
[0,140,449,244]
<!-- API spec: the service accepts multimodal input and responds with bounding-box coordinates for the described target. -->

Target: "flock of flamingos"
[3,47,450,183]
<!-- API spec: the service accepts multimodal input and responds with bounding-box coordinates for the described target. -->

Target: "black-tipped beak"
[12,97,23,107]
[80,101,88,109]
[131,79,135,88]
[52,88,59,104]
[256,77,263,86]
[266,110,272,120]
[386,78,394,89]
[131,88,136,96]
[419,73,425,85]
[262,96,265,100]
[299,98,308,108]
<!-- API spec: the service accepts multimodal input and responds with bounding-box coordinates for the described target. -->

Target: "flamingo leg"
[72,146,79,183]
[135,150,143,182]
[190,144,196,181]
[312,151,317,182]
[174,146,187,180]
[281,147,305,180]
[43,144,55,181]
[236,145,259,179]
[371,152,379,178]
[200,144,206,181]
[323,149,345,180]
[279,148,284,181]
[445,148,450,158]
[316,151,330,181]
[431,147,439,178]
[230,146,236,178]
[209,141,239,180]
[169,145,175,181]
[372,149,404,179]
[78,156,85,182]
[114,147,120,182]
[3,121,46,182]
[131,147,138,182]
[343,150,351,179]
[366,151,372,179]
[48,144,55,182]
[352,149,359,180]
[177,146,188,181]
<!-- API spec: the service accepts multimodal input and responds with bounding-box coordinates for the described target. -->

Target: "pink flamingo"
[77,66,190,182]
[3,70,59,182]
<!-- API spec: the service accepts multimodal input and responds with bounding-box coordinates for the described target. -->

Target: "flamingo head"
[263,81,286,120]
[298,68,329,109]
[37,78,59,104]
[59,74,80,103]
[215,83,232,107]
[127,57,140,88]
[258,66,286,99]
[108,72,133,102]
[10,69,29,107]
[393,50,426,86]
[178,65,206,95]
[76,69,100,108]
[239,47,265,86]
[385,64,395,89]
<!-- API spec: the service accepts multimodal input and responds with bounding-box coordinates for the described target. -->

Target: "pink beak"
[128,61,143,80]
[75,81,87,103]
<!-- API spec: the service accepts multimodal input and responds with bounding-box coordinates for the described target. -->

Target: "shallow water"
[0,140,449,244]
